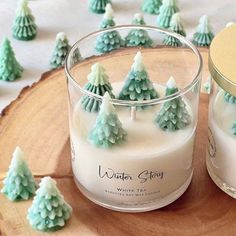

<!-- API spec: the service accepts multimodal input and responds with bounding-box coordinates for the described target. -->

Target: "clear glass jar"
[207,24,236,198]
[65,25,202,212]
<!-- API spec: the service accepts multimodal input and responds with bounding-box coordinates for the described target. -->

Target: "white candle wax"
[71,83,195,207]
[207,90,236,189]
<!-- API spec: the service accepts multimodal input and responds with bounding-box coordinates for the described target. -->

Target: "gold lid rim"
[209,53,236,97]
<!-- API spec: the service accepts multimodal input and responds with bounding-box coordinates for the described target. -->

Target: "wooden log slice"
[1,48,235,236]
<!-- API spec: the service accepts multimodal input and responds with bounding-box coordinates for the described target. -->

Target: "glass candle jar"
[65,25,202,212]
[207,24,236,198]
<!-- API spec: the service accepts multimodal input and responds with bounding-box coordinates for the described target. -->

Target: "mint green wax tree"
[89,92,127,148]
[96,4,124,53]
[142,0,162,15]
[163,13,186,47]
[118,51,158,102]
[71,48,82,66]
[0,38,23,81]
[50,32,71,69]
[155,77,190,131]
[12,0,37,41]
[125,13,153,47]
[27,176,72,232]
[1,147,36,201]
[157,0,179,28]
[192,15,214,47]
[231,122,236,135]
[81,63,115,112]
[224,92,236,104]
[89,0,111,14]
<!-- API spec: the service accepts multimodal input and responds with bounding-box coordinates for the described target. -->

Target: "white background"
[0,0,235,111]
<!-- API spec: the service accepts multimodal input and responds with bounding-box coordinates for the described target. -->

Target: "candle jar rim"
[65,25,203,106]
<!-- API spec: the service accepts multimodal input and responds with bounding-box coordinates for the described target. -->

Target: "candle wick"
[131,106,136,121]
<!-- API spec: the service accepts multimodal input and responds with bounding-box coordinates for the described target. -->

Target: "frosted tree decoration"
[96,4,124,53]
[142,0,162,15]
[1,147,36,201]
[81,63,115,112]
[192,15,214,47]
[89,0,111,14]
[71,48,82,66]
[163,13,186,47]
[224,91,236,104]
[0,38,23,81]
[231,122,236,135]
[118,51,158,102]
[27,176,72,232]
[12,0,37,41]
[157,0,179,29]
[50,32,71,69]
[125,13,153,47]
[89,92,127,148]
[155,77,190,131]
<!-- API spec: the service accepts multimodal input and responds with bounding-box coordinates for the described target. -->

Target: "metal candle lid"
[209,23,236,96]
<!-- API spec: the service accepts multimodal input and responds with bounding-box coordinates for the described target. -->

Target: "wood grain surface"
[1,49,235,236]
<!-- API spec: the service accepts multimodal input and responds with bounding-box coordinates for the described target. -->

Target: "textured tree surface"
[1,48,234,236]
[224,91,236,104]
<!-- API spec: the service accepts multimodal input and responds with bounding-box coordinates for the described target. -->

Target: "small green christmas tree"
[89,0,111,14]
[163,13,186,47]
[71,48,82,66]
[224,91,236,104]
[0,38,23,81]
[27,176,72,232]
[12,0,37,41]
[192,15,214,47]
[155,77,190,131]
[203,76,211,94]
[1,147,36,201]
[157,0,179,28]
[89,92,127,148]
[125,13,153,47]
[231,122,236,135]
[50,32,71,69]
[142,0,162,15]
[118,51,158,102]
[95,4,124,53]
[81,63,115,112]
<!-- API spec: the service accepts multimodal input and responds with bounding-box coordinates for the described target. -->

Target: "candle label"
[207,127,216,158]
[98,165,164,183]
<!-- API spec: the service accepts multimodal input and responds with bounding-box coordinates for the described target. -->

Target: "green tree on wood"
[50,32,71,69]
[163,13,186,47]
[12,0,37,41]
[157,0,179,29]
[95,4,124,53]
[89,0,111,14]
[81,63,115,112]
[125,13,153,47]
[192,15,214,47]
[27,176,72,231]
[0,38,23,81]
[155,77,190,131]
[1,147,36,201]
[89,92,127,148]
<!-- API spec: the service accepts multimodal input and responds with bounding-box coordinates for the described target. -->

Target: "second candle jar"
[207,23,236,198]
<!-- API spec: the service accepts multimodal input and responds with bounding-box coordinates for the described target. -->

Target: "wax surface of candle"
[71,82,195,205]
